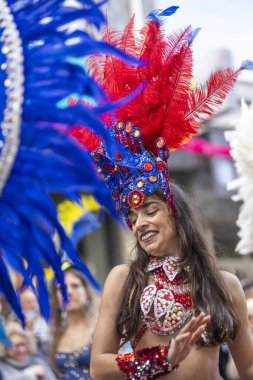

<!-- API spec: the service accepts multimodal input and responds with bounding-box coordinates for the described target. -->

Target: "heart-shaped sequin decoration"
[154,289,174,320]
[140,285,157,315]
[163,258,180,281]
[163,302,187,332]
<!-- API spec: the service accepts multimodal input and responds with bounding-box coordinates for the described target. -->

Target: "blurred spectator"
[50,265,98,379]
[19,288,50,358]
[0,321,56,380]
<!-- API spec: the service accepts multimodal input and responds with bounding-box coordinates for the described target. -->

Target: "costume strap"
[131,323,148,351]
[116,343,178,379]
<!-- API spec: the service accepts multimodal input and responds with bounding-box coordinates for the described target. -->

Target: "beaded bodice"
[140,255,193,336]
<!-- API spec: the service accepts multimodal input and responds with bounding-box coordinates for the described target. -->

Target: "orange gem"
[117,121,124,129]
[122,195,127,203]
[156,138,165,148]
[144,162,153,171]
[125,122,133,133]
[149,175,157,183]
[93,154,101,162]
[137,180,144,188]
[133,129,141,138]
[97,166,102,173]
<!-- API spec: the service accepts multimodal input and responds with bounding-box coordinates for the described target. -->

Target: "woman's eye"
[147,210,157,216]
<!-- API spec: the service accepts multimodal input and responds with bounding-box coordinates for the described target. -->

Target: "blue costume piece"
[0,0,138,328]
[56,343,92,379]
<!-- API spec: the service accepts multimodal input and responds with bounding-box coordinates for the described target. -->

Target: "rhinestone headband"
[0,0,24,194]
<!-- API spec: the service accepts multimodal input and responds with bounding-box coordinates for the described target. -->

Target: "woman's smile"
[129,195,180,257]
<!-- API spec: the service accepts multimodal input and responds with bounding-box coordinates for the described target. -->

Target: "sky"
[155,0,253,81]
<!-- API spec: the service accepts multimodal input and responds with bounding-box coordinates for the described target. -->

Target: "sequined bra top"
[140,255,193,336]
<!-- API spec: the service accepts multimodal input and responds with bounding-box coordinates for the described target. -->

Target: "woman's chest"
[57,327,90,352]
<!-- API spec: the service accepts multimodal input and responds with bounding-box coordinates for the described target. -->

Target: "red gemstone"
[143,162,153,171]
[156,161,165,172]
[103,164,113,171]
[128,190,144,209]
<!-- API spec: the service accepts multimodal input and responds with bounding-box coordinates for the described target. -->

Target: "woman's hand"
[168,312,210,365]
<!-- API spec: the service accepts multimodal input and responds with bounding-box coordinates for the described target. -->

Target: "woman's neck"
[66,310,88,327]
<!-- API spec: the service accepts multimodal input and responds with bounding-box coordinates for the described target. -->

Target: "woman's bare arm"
[225,272,253,380]
[90,264,129,380]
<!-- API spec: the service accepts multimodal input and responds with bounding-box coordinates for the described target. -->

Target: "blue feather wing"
[0,0,133,320]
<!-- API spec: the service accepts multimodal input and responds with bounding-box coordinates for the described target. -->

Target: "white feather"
[225,101,253,254]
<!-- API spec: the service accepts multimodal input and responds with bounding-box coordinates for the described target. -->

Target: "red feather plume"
[70,126,101,152]
[86,17,248,155]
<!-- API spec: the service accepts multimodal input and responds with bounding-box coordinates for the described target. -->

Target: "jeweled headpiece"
[71,6,253,222]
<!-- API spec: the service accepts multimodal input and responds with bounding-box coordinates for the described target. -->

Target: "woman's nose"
[135,215,148,230]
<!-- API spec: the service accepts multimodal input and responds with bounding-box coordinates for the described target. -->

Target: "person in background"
[19,288,50,358]
[0,321,56,380]
[224,298,253,380]
[50,265,98,379]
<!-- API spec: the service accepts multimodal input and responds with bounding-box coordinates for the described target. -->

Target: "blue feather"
[0,0,136,320]
[188,27,201,46]
[148,6,179,23]
[0,318,11,348]
[240,60,253,71]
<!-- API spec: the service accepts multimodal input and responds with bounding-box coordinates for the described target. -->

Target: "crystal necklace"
[140,255,193,336]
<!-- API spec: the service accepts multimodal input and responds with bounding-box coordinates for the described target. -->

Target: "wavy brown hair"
[116,183,240,346]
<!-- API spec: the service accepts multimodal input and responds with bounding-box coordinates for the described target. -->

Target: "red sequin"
[116,344,178,379]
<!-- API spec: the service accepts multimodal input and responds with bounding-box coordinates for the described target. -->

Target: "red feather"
[185,67,243,122]
[70,126,101,152]
[86,18,248,154]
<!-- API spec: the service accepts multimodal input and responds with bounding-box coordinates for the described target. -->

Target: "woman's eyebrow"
[142,201,160,209]
[128,201,160,217]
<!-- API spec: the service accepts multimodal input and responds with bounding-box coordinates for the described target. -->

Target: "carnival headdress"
[0,0,138,322]
[71,6,253,224]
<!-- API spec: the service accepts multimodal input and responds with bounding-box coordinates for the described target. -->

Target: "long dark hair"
[116,183,240,346]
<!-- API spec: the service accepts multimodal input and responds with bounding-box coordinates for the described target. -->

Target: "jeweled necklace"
[140,255,193,336]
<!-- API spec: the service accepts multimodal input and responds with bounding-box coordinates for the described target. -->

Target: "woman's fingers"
[180,313,210,335]
[167,313,211,365]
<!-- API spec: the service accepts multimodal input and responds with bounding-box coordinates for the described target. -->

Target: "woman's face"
[57,271,88,312]
[128,194,180,257]
[7,333,29,361]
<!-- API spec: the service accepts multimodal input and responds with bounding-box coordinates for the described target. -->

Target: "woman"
[70,5,253,379]
[50,265,98,379]
[0,321,56,380]
[90,185,253,379]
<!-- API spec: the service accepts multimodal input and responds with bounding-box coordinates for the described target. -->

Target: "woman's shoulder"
[103,264,130,297]
[106,263,130,282]
[220,271,244,298]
